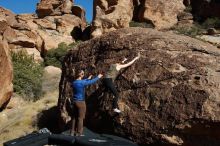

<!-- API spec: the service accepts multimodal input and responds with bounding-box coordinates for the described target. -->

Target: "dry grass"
[0,91,58,146]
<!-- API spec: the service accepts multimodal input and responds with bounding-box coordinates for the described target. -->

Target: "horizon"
[0,0,93,22]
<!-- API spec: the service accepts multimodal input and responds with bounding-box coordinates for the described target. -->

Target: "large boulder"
[137,0,185,29]
[16,14,81,51]
[16,14,39,30]
[22,48,43,62]
[20,14,81,52]
[0,7,17,27]
[0,39,13,110]
[0,7,16,34]
[3,27,17,42]
[191,0,220,19]
[35,28,73,51]
[55,14,83,35]
[91,0,134,38]
[33,18,57,30]
[58,28,220,145]
[91,0,186,37]
[72,5,86,28]
[0,15,9,34]
[42,66,62,93]
[9,36,36,48]
[36,0,74,18]
[0,3,86,56]
[0,9,45,61]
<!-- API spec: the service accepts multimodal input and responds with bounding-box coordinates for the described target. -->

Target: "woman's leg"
[70,116,76,136]
[103,78,120,109]
[75,101,86,135]
[70,103,77,136]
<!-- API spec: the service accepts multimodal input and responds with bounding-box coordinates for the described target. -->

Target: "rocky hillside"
[91,0,186,37]
[0,0,86,61]
[0,0,86,109]
[91,0,220,38]
[59,27,220,145]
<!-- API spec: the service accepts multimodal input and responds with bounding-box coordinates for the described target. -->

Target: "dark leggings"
[103,78,119,109]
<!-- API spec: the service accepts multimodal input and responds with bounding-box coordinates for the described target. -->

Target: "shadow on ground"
[36,106,69,133]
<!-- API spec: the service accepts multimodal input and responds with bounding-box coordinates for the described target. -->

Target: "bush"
[129,21,154,28]
[44,42,80,68]
[202,17,220,29]
[172,24,204,37]
[184,6,192,13]
[173,16,220,37]
[12,51,44,101]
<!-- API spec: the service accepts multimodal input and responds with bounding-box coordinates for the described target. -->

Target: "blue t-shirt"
[72,76,99,101]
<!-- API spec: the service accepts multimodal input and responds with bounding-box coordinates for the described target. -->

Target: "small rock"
[207,28,217,35]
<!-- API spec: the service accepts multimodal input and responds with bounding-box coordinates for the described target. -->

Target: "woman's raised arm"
[116,52,140,70]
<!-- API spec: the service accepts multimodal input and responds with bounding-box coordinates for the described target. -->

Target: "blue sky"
[0,0,93,22]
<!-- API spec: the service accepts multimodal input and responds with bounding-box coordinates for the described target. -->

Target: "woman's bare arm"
[116,53,140,70]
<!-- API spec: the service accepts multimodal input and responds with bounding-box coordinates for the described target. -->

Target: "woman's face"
[80,70,85,78]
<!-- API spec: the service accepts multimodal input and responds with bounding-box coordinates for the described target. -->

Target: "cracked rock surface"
[58,27,220,145]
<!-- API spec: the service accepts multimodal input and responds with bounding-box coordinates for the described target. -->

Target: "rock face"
[0,3,86,61]
[91,0,185,37]
[183,0,191,6]
[91,0,134,38]
[0,39,13,110]
[199,34,220,47]
[177,11,194,27]
[36,0,74,18]
[42,66,61,93]
[0,8,15,34]
[191,0,220,19]
[137,0,185,29]
[58,28,220,145]
[72,5,86,26]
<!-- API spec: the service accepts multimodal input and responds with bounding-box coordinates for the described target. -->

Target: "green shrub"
[12,51,44,101]
[184,6,192,13]
[202,17,220,29]
[173,17,220,37]
[44,42,80,68]
[172,24,204,37]
[129,21,154,28]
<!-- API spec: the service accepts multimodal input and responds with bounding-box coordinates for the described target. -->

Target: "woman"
[103,52,141,113]
[71,69,103,136]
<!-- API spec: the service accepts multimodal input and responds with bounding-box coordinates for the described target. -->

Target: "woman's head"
[113,57,128,64]
[75,69,84,79]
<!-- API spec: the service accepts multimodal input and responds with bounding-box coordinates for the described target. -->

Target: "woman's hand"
[136,52,141,59]
[87,75,93,79]
[98,73,103,78]
[122,58,128,63]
